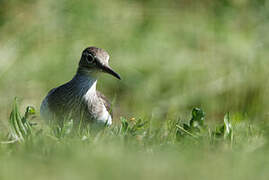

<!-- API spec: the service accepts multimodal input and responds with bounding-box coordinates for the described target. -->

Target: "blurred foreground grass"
[0,0,269,180]
[0,100,268,180]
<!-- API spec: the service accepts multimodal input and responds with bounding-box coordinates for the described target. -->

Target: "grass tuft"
[5,98,35,143]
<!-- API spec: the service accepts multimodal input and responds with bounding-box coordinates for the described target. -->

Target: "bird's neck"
[71,68,98,96]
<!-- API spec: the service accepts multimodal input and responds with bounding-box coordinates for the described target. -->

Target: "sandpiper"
[40,47,121,126]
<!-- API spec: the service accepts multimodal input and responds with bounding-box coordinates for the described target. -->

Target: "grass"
[1,0,269,179]
[0,99,268,180]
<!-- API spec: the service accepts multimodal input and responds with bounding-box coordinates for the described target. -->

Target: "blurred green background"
[0,0,269,126]
[1,1,269,180]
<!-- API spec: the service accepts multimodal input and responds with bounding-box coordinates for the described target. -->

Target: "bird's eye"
[86,53,95,63]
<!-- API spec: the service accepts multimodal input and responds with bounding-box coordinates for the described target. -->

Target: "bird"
[40,46,121,126]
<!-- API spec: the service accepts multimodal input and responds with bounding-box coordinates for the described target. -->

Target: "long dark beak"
[101,65,121,80]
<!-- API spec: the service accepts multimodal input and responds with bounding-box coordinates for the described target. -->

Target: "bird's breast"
[40,75,112,125]
[83,88,112,125]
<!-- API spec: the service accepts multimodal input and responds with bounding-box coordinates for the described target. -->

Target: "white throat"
[84,80,97,102]
[73,73,97,97]
[78,74,112,125]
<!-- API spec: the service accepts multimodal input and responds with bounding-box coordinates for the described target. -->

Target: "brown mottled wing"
[96,91,113,118]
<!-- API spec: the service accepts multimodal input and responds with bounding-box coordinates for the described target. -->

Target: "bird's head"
[78,47,121,80]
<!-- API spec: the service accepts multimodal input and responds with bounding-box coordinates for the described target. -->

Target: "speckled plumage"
[40,47,120,126]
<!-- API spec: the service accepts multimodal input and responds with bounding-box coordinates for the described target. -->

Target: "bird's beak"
[101,65,121,80]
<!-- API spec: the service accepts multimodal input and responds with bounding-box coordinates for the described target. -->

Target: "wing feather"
[96,91,113,118]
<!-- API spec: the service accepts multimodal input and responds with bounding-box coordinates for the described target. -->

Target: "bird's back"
[40,80,90,124]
